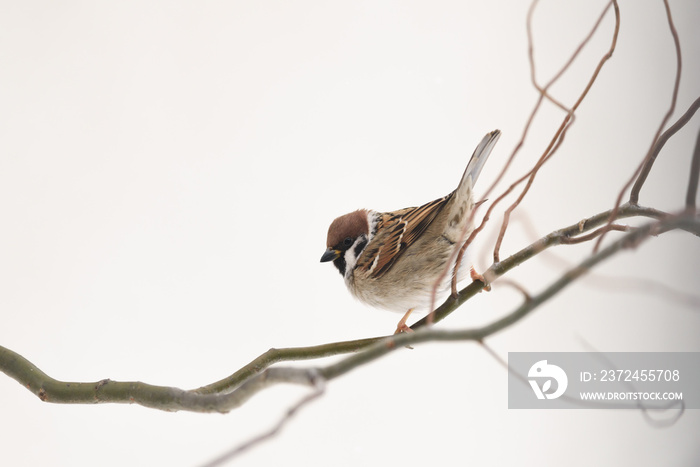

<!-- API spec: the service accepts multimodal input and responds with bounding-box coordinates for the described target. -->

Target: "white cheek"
[342,243,359,272]
[342,236,366,279]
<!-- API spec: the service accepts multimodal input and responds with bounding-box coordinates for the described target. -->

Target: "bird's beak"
[320,248,341,263]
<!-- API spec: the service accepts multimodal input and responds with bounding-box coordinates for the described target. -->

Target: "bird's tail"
[443,130,501,241]
[458,129,501,191]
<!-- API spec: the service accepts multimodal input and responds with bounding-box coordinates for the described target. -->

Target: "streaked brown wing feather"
[358,194,452,278]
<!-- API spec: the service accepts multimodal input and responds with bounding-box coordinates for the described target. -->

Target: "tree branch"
[412,203,677,328]
[319,212,700,381]
[194,337,379,395]
[0,345,319,413]
[2,205,695,411]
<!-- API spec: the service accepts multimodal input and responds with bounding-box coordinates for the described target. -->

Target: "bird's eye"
[343,237,353,247]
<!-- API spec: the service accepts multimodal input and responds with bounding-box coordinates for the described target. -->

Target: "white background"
[1,1,699,466]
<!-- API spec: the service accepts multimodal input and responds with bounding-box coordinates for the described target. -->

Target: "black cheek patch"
[333,257,346,276]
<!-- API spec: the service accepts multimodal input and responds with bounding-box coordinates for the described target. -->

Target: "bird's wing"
[357,130,501,279]
[357,194,451,279]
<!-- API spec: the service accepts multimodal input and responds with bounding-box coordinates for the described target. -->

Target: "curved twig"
[446,1,619,300]
[492,0,620,262]
[595,0,683,251]
[630,96,700,205]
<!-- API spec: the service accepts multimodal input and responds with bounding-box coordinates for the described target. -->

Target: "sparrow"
[320,130,501,331]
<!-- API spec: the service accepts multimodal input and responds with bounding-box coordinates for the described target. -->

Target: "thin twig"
[493,0,620,262]
[510,213,700,310]
[686,127,700,209]
[493,279,532,301]
[448,1,617,294]
[560,224,629,244]
[631,96,700,205]
[595,0,682,251]
[530,0,615,112]
[200,375,325,467]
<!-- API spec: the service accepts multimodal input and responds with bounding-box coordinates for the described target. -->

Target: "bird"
[320,130,501,332]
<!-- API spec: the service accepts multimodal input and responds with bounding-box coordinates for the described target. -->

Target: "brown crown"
[326,209,370,248]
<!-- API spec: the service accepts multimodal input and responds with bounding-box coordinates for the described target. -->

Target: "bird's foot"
[470,266,491,291]
[394,308,415,335]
